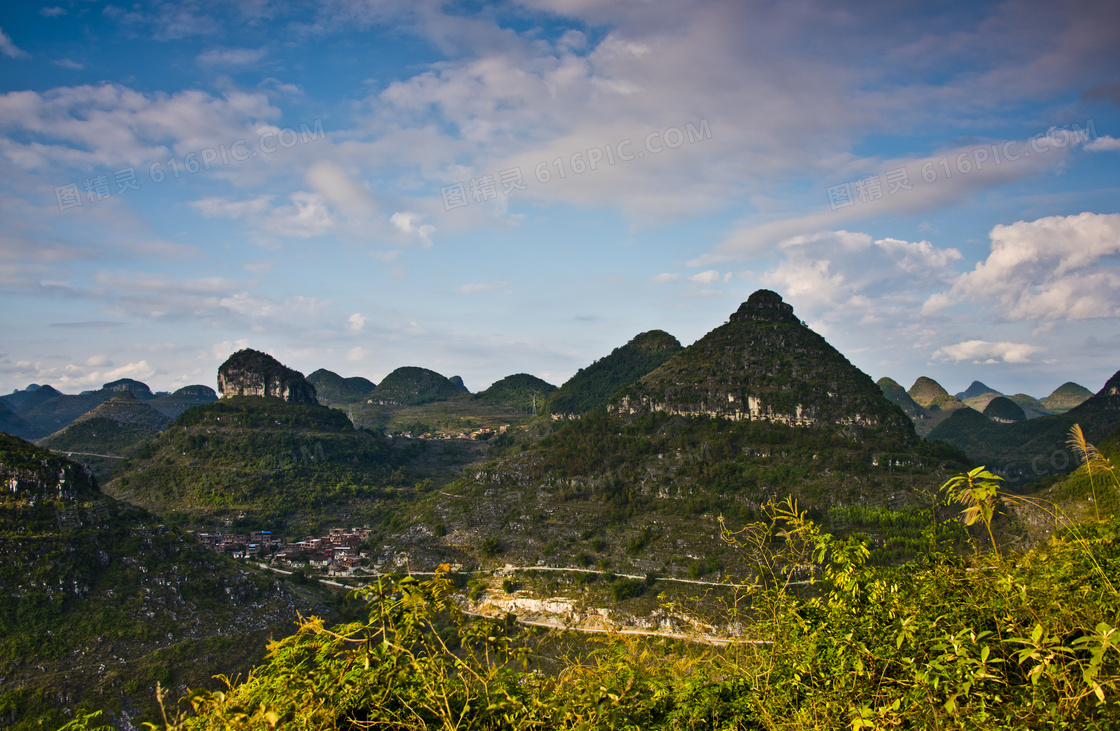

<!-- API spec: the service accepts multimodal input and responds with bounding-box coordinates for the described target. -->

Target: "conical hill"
[614,291,915,445]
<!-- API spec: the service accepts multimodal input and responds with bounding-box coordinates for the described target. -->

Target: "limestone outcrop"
[217,349,318,405]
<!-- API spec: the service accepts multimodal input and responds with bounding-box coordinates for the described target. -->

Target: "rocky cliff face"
[217,349,319,405]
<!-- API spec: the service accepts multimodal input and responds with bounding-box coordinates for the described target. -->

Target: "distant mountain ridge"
[928,369,1120,481]
[955,381,1001,401]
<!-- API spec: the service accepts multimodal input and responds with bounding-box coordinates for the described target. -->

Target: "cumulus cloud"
[933,340,1045,364]
[1086,135,1120,152]
[927,212,1120,321]
[347,312,366,332]
[761,230,962,322]
[689,270,727,284]
[390,211,435,246]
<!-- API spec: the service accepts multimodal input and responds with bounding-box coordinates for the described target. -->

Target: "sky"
[1,0,1119,401]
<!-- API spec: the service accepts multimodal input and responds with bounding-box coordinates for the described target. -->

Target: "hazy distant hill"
[546,330,682,417]
[928,370,1120,482]
[955,380,1001,401]
[307,368,376,405]
[0,383,62,413]
[448,375,470,393]
[39,391,171,479]
[20,381,165,437]
[0,400,38,440]
[0,433,327,729]
[476,373,557,413]
[367,366,465,406]
[1041,382,1094,413]
[147,384,219,419]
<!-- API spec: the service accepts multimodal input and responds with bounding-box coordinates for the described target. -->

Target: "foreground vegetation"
[67,428,1120,731]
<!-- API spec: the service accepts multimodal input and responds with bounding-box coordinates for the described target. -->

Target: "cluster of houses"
[395,424,508,440]
[191,526,374,577]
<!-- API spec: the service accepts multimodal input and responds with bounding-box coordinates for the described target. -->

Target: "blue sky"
[1,0,1119,401]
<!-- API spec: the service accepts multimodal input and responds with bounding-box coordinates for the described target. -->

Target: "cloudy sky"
[1,0,1118,400]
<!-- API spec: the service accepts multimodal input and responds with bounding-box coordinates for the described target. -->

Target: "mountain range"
[2,288,1117,728]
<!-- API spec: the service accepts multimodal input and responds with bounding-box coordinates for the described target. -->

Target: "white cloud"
[929,212,1120,321]
[933,340,1045,364]
[197,47,267,66]
[347,312,366,332]
[40,7,66,17]
[0,84,280,171]
[103,360,156,381]
[761,230,962,319]
[689,270,724,284]
[390,211,435,246]
[53,58,83,70]
[650,273,679,284]
[212,340,250,360]
[0,28,29,59]
[306,160,378,218]
[1085,135,1120,152]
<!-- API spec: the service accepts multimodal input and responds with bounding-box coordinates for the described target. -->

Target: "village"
[190,526,376,577]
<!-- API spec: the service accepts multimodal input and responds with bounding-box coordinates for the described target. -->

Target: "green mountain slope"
[0,434,328,729]
[423,294,968,576]
[37,392,171,480]
[1042,382,1094,413]
[367,367,465,406]
[105,397,409,529]
[546,330,682,416]
[476,374,556,414]
[1009,393,1051,419]
[306,369,376,405]
[928,370,1120,483]
[876,377,928,424]
[983,395,1026,423]
[616,292,914,445]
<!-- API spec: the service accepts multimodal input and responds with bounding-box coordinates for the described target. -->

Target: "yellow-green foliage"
[110,502,1120,731]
